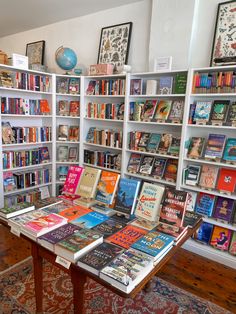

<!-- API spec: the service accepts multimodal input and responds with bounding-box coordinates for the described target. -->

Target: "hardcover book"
[194,222,214,244]
[127,153,141,173]
[137,132,151,151]
[204,134,226,160]
[187,137,205,159]
[217,168,236,193]
[223,138,236,162]
[210,225,232,251]
[68,126,79,141]
[68,147,78,162]
[68,78,80,95]
[71,211,109,229]
[114,178,140,215]
[58,146,68,161]
[58,100,69,116]
[212,197,235,223]
[168,100,184,122]
[193,101,212,123]
[183,211,202,228]
[184,165,201,186]
[195,192,216,217]
[62,165,84,195]
[54,228,103,262]
[158,77,173,94]
[69,101,80,116]
[229,231,236,255]
[0,202,35,219]
[76,166,101,199]
[158,133,172,154]
[168,137,181,156]
[227,102,236,123]
[210,100,229,123]
[139,156,155,175]
[77,242,124,275]
[141,100,157,121]
[135,182,165,222]
[130,79,142,95]
[95,171,120,205]
[130,218,158,231]
[92,217,127,238]
[56,77,69,94]
[58,205,92,222]
[146,133,161,153]
[185,191,197,212]
[151,158,167,178]
[163,159,178,182]
[100,248,153,293]
[106,225,148,249]
[58,125,69,141]
[173,73,187,94]
[154,100,172,121]
[199,165,218,189]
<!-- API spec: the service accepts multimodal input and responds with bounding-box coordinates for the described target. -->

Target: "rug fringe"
[0,256,32,276]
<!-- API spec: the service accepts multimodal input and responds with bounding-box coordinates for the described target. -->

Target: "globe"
[55,46,77,71]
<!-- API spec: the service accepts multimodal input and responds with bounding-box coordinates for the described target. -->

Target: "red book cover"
[58,205,92,222]
[217,168,236,193]
[62,166,84,195]
[106,225,147,249]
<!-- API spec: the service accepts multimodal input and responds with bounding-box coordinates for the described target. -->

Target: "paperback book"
[194,222,214,244]
[130,218,158,231]
[210,225,232,251]
[0,202,35,219]
[210,100,229,123]
[95,171,120,205]
[151,158,167,178]
[141,100,157,121]
[127,153,141,173]
[227,102,236,124]
[62,165,84,195]
[92,217,127,238]
[229,231,236,255]
[217,168,236,193]
[212,197,235,223]
[58,205,92,222]
[187,137,205,159]
[193,101,212,123]
[158,133,172,154]
[76,166,101,199]
[154,100,172,121]
[184,165,201,186]
[163,159,178,182]
[223,138,236,162]
[139,156,155,175]
[137,133,150,151]
[182,211,202,228]
[168,100,184,122]
[146,133,161,153]
[158,77,173,94]
[185,191,197,212]
[204,134,226,160]
[71,211,109,229]
[199,165,218,189]
[195,192,216,217]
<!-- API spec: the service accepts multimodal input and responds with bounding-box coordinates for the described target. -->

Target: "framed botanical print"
[26,40,45,66]
[211,1,236,66]
[97,22,132,67]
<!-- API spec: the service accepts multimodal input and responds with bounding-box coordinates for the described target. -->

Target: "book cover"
[57,77,69,94]
[68,147,78,162]
[199,165,218,189]
[141,100,157,121]
[127,153,141,173]
[0,202,34,219]
[95,171,120,205]
[71,211,109,228]
[195,192,216,216]
[210,100,229,122]
[223,138,236,162]
[146,133,161,153]
[2,122,15,144]
[168,137,181,156]
[163,159,178,182]
[114,178,140,215]
[212,197,235,222]
[139,156,155,175]
[58,125,68,141]
[168,100,184,121]
[42,202,70,214]
[40,99,50,114]
[130,218,158,231]
[154,100,172,121]
[77,242,124,275]
[58,146,69,161]
[187,137,205,159]
[76,166,101,199]
[204,134,226,159]
[158,133,172,154]
[62,165,84,195]
[34,197,63,210]
[130,79,142,95]
[133,102,144,121]
[151,158,167,178]
[229,231,236,255]
[69,101,80,116]
[159,187,188,230]
[8,209,48,230]
[92,217,127,238]
[137,132,151,150]
[135,182,165,222]
[217,168,236,193]
[131,231,174,260]
[68,78,80,95]
[86,80,96,95]
[68,126,79,141]
[227,102,236,123]
[193,101,212,122]
[183,211,202,228]
[58,205,92,222]
[173,73,187,94]
[107,225,148,249]
[158,77,173,94]
[58,166,69,182]
[210,226,232,251]
[188,103,196,124]
[3,172,16,192]
[194,222,214,244]
[185,165,201,186]
[39,147,50,163]
[185,191,197,212]
[58,100,69,115]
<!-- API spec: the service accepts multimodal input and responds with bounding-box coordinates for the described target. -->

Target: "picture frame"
[97,22,132,67]
[210,1,236,66]
[26,40,45,66]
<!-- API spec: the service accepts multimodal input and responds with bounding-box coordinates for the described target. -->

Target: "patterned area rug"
[0,257,231,314]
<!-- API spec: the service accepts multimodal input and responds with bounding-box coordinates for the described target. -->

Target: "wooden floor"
[0,224,236,313]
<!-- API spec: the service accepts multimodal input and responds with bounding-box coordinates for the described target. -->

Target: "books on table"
[95,171,120,205]
[62,165,84,195]
[71,211,109,229]
[76,166,101,200]
[0,202,35,219]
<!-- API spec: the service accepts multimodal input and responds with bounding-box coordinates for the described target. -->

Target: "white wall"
[0,0,151,73]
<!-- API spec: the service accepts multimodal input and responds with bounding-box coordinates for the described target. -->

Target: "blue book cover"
[194,222,214,244]
[195,192,215,217]
[114,178,140,215]
[204,134,226,159]
[146,133,161,152]
[71,211,109,229]
[193,101,212,121]
[223,138,236,162]
[132,231,174,259]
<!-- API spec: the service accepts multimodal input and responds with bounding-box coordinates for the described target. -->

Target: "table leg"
[31,243,43,314]
[71,266,87,314]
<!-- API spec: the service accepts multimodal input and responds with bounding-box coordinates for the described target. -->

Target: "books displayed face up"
[58,205,92,222]
[0,202,35,219]
[71,211,109,229]
[92,217,127,238]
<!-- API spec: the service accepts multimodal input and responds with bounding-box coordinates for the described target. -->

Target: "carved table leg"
[71,266,87,314]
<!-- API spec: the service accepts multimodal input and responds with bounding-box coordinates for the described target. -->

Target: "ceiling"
[0,0,142,38]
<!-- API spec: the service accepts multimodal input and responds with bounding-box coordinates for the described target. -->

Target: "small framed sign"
[154,56,172,72]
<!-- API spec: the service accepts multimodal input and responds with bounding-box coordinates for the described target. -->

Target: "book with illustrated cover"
[2,122,15,144]
[154,100,172,121]
[210,100,229,123]
[158,77,173,94]
[76,166,101,199]
[146,133,161,153]
[151,158,167,178]
[132,231,174,261]
[204,134,226,160]
[40,99,51,114]
[193,101,212,123]
[130,218,158,231]
[116,103,125,120]
[227,102,236,123]
[135,182,165,222]
[69,101,80,116]
[168,100,184,122]
[86,127,95,143]
[188,103,196,124]
[223,138,236,162]
[39,147,50,163]
[42,202,69,214]
[3,172,16,192]
[195,192,216,216]
[86,80,96,95]
[62,165,84,195]
[58,166,69,181]
[210,226,232,251]
[127,153,141,173]
[183,211,202,228]
[68,147,78,162]
[68,126,79,141]
[58,205,92,222]
[229,231,236,255]
[58,146,69,161]
[0,202,35,219]
[70,211,109,228]
[184,165,201,186]
[217,168,236,193]
[92,218,127,238]
[137,132,151,151]
[8,209,48,231]
[95,171,120,205]
[54,228,103,262]
[139,156,155,175]
[141,100,157,121]
[68,77,80,95]
[130,79,142,95]
[58,125,69,141]
[173,73,187,94]
[185,191,197,212]
[34,197,63,210]
[57,77,69,94]
[187,137,205,159]
[158,133,172,154]
[194,222,214,244]
[114,178,140,215]
[163,159,178,182]
[199,165,218,189]
[58,100,69,115]
[106,225,148,249]
[100,248,153,293]
[77,242,124,275]
[168,137,181,156]
[212,197,235,223]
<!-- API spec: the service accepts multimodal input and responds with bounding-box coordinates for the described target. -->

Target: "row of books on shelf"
[86,127,123,148]
[130,73,187,96]
[84,149,121,171]
[56,77,80,95]
[2,122,52,144]
[127,153,178,182]
[187,135,236,163]
[1,97,51,115]
[57,145,78,162]
[86,79,125,96]
[57,100,80,117]
[192,71,236,94]
[4,189,42,207]
[0,70,51,92]
[58,125,79,142]
[129,100,184,123]
[184,164,236,193]
[3,168,51,192]
[2,146,50,169]
[129,131,180,156]
[86,102,124,120]
[189,100,236,126]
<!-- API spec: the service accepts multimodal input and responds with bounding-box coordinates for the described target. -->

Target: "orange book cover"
[95,171,120,205]
[217,168,236,192]
[106,225,147,249]
[69,101,80,116]
[40,99,50,114]
[58,205,92,222]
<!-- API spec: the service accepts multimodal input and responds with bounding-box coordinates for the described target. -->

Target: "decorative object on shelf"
[0,50,9,65]
[97,22,132,67]
[26,40,45,67]
[153,56,172,72]
[11,54,28,70]
[89,64,114,76]
[55,46,77,73]
[210,0,236,66]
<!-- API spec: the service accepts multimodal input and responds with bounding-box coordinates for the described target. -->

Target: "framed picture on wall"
[210,1,236,66]
[97,22,132,67]
[26,40,45,66]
